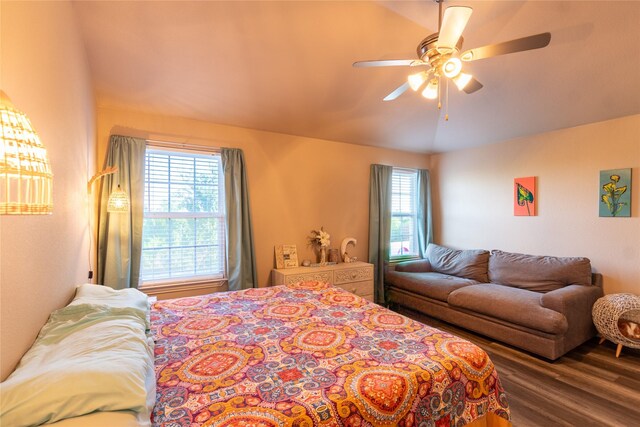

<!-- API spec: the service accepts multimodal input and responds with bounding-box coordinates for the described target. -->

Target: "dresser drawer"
[271,262,374,289]
[334,280,373,298]
[334,266,373,284]
[282,271,332,285]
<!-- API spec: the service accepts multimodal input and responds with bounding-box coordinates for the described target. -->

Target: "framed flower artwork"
[599,168,631,217]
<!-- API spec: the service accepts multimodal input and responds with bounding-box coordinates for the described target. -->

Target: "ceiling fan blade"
[463,77,483,94]
[436,6,473,50]
[461,32,551,62]
[383,82,411,101]
[353,59,416,68]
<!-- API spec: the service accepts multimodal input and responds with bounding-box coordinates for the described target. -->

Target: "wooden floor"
[397,308,640,427]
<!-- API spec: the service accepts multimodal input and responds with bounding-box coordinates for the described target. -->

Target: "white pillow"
[71,283,149,312]
[70,283,151,331]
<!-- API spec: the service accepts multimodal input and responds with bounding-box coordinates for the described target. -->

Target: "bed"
[151,281,511,426]
[1,282,510,427]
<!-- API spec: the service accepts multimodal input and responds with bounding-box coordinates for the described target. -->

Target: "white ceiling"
[73,1,640,154]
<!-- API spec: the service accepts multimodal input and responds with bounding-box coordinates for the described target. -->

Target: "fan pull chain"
[437,76,442,110]
[445,79,449,121]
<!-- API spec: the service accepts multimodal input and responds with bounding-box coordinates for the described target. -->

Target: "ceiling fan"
[354,0,551,105]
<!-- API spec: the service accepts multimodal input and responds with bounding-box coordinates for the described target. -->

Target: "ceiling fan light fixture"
[442,57,462,78]
[421,80,439,100]
[408,71,429,91]
[453,72,472,91]
[352,1,552,106]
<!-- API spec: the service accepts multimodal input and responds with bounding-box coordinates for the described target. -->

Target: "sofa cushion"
[426,244,490,282]
[394,259,432,273]
[385,270,478,302]
[448,284,568,334]
[488,250,593,293]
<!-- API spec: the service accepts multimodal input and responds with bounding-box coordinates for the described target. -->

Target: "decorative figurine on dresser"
[341,237,358,263]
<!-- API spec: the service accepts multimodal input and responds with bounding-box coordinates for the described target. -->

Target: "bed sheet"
[151,281,510,426]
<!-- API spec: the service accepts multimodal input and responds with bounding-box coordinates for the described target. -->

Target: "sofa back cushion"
[394,259,432,273]
[426,244,490,282]
[488,250,592,293]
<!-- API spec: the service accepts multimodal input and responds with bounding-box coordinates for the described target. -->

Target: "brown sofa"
[385,244,604,360]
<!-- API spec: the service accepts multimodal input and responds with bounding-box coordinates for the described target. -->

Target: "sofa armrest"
[540,284,605,352]
[591,272,603,288]
[393,259,433,273]
[540,284,604,316]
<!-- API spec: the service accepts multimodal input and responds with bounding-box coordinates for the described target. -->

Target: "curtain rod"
[146,138,221,153]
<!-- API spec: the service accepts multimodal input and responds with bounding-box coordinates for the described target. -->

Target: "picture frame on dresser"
[275,244,299,269]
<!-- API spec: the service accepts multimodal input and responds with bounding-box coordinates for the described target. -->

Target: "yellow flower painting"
[599,168,631,217]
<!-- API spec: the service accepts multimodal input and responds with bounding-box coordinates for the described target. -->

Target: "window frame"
[389,167,420,261]
[139,142,227,288]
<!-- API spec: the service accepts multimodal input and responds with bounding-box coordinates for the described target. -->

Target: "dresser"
[271,261,374,301]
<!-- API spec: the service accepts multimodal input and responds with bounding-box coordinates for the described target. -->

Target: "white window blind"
[390,168,419,258]
[141,147,226,283]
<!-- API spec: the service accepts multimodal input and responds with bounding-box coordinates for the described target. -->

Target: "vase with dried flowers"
[308,227,330,265]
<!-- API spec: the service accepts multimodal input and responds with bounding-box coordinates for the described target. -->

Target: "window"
[390,168,419,259]
[140,147,225,284]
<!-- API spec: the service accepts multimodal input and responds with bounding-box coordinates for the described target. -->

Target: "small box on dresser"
[271,261,374,301]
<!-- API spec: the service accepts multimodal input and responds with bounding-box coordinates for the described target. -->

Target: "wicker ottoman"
[592,293,640,357]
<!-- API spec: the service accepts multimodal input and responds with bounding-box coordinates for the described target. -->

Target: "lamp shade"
[408,71,429,91]
[0,91,53,214]
[442,57,462,79]
[453,72,473,91]
[107,185,129,213]
[421,80,439,100]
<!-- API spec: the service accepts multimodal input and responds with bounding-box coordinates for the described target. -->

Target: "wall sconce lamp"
[0,90,53,215]
[87,166,130,213]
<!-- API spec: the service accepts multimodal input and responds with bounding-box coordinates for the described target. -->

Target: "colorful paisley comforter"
[151,282,510,426]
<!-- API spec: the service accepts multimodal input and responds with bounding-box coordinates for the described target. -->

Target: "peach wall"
[96,107,430,287]
[431,115,640,295]
[0,1,95,380]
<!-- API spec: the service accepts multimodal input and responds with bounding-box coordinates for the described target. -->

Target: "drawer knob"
[351,288,357,293]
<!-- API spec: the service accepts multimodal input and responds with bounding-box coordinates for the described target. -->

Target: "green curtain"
[368,164,393,304]
[97,135,146,289]
[221,148,257,290]
[417,169,433,258]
